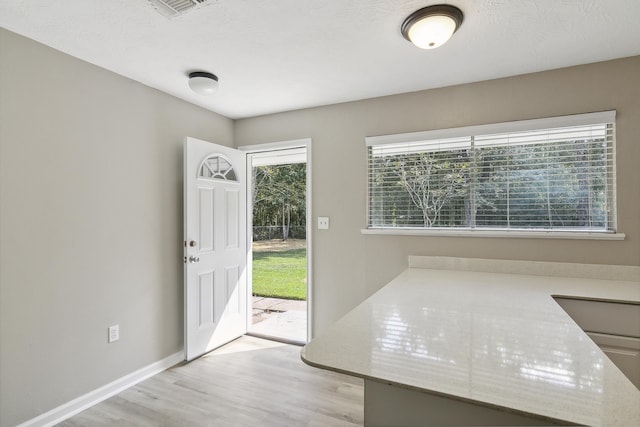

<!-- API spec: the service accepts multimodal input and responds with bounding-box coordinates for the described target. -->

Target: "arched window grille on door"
[198,154,237,181]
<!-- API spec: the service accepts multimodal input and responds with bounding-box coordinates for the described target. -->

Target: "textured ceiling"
[1,0,640,119]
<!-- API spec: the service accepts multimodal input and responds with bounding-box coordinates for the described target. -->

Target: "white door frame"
[239,138,313,342]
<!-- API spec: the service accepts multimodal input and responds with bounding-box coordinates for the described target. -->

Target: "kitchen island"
[301,257,640,426]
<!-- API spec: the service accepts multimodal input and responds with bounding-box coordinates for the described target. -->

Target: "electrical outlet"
[318,216,330,230]
[108,325,119,343]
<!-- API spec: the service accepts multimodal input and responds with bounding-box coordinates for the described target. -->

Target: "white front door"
[184,137,247,361]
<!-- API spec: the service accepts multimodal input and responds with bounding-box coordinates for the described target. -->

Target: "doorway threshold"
[246,332,305,347]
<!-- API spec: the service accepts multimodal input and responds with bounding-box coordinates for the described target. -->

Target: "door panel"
[198,271,215,326]
[198,187,214,252]
[225,189,239,249]
[226,266,240,313]
[184,137,247,361]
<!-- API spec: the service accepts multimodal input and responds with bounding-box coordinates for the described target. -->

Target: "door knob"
[189,256,200,263]
[189,240,197,247]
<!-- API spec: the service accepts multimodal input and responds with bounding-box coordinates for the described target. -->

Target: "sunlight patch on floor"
[204,334,288,357]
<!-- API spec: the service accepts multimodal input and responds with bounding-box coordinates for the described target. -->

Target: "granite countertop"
[301,265,640,427]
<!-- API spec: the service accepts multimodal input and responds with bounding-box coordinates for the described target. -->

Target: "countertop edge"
[300,348,572,426]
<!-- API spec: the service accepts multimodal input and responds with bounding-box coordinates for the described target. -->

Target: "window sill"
[361,228,625,240]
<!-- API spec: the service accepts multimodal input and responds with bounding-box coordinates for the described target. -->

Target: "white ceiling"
[1,0,640,119]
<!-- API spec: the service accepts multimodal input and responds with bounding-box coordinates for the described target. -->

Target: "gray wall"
[0,29,234,427]
[234,56,640,337]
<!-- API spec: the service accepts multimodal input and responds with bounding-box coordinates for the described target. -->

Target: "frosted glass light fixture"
[188,71,219,95]
[401,4,463,49]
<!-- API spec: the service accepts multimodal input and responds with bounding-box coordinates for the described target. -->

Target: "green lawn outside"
[252,248,307,300]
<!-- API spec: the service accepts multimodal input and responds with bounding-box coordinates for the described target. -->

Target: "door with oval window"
[184,137,247,361]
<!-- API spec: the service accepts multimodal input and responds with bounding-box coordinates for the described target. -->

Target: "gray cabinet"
[554,297,640,389]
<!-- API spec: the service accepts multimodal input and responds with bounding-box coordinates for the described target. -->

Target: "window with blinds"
[366,111,616,233]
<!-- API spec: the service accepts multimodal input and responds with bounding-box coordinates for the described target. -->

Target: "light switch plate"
[108,325,119,343]
[318,216,330,229]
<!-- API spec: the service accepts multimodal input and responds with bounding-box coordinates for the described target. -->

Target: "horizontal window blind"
[367,112,616,232]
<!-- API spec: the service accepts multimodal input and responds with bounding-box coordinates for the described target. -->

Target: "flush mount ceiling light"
[401,4,464,49]
[188,71,219,95]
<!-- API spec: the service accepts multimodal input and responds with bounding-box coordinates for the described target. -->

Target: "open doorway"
[245,143,310,344]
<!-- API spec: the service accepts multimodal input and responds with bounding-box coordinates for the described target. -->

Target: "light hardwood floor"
[58,336,364,426]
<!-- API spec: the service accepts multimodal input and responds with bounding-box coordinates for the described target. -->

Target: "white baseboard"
[17,350,184,427]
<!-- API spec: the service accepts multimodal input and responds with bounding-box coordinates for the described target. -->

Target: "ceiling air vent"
[148,0,210,18]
